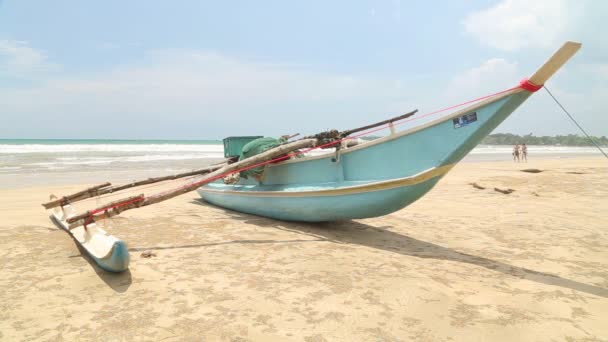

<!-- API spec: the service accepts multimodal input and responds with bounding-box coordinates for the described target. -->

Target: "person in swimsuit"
[513,144,520,162]
[521,143,527,162]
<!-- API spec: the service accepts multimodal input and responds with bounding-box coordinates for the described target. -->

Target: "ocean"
[0,139,225,175]
[0,139,603,177]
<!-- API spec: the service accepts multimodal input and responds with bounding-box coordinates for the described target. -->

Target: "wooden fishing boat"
[44,41,581,272]
[198,41,582,222]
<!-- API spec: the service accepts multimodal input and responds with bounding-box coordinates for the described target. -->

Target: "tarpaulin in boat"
[239,136,287,179]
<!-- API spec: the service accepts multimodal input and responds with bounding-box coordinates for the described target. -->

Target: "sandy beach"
[1,157,606,341]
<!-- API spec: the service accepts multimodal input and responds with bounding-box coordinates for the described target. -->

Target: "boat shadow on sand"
[59,232,133,293]
[67,242,132,293]
[192,200,608,299]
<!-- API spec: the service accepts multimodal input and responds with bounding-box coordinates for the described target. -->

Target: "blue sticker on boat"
[453,112,477,129]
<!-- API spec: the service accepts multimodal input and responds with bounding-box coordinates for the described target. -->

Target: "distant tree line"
[360,133,607,146]
[482,133,608,146]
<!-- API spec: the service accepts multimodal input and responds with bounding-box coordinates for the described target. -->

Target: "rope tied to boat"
[543,85,608,159]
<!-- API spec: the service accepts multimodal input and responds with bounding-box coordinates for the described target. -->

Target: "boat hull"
[199,90,532,221]
[199,170,443,222]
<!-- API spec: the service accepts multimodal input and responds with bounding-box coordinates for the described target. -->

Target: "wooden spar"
[529,41,581,86]
[301,109,418,146]
[66,139,317,228]
[340,109,418,137]
[66,194,145,227]
[42,164,225,209]
[42,182,111,209]
[109,164,224,192]
[283,133,300,140]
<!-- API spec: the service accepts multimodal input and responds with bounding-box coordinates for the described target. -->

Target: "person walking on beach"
[513,144,520,162]
[521,143,528,162]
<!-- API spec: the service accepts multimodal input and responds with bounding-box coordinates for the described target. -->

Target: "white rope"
[544,86,608,160]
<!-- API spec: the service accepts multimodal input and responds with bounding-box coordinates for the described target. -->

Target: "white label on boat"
[453,112,478,129]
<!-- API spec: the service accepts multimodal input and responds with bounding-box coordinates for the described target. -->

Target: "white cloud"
[441,56,608,136]
[6,49,398,107]
[445,58,519,101]
[461,0,608,135]
[463,0,608,135]
[582,63,608,79]
[0,48,411,137]
[463,0,582,51]
[2,42,603,138]
[0,39,57,77]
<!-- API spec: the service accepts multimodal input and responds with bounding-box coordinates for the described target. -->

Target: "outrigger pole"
[62,139,318,229]
[41,162,228,210]
[42,182,111,209]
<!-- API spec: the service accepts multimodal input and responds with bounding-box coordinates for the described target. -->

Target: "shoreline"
[0,152,603,190]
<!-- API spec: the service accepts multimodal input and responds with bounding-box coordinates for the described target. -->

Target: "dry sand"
[1,157,607,341]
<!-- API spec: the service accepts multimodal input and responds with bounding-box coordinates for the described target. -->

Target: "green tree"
[481,133,607,146]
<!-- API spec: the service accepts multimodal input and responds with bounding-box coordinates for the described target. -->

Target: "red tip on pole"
[519,78,543,92]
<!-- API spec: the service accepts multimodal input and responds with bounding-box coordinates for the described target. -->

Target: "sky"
[0,0,607,139]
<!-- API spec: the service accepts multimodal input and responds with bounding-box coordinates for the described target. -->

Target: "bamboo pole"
[66,139,317,228]
[108,164,224,192]
[42,164,225,209]
[42,183,111,209]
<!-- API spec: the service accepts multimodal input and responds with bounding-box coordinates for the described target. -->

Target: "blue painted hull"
[201,177,441,222]
[93,241,130,273]
[199,91,532,221]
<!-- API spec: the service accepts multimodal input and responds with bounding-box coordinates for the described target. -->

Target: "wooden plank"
[529,41,582,86]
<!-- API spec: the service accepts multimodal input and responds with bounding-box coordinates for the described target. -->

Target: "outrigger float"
[44,41,581,272]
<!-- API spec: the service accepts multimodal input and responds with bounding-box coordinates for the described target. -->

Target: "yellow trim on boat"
[200,164,455,198]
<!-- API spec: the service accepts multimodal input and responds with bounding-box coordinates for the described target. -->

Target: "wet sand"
[1,157,607,341]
